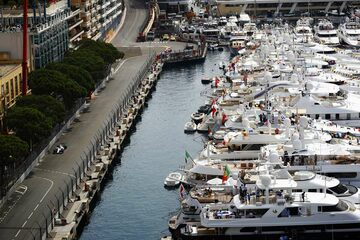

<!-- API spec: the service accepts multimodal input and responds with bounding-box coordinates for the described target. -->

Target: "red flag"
[215,78,219,88]
[212,107,216,117]
[179,184,186,199]
[222,113,228,125]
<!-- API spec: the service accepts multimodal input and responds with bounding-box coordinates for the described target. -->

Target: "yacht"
[228,33,247,56]
[338,20,360,47]
[191,186,360,239]
[294,18,314,43]
[170,164,360,233]
[314,19,340,46]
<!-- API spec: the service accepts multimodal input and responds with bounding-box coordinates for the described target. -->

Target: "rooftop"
[0,64,20,78]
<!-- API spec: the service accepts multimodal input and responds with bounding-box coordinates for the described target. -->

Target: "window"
[315,114,320,119]
[329,184,348,194]
[322,201,348,212]
[325,114,331,120]
[336,114,340,120]
[347,113,351,120]
[326,172,357,179]
[10,79,14,98]
[15,76,18,95]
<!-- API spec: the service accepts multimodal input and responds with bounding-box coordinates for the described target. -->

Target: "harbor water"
[80,50,231,240]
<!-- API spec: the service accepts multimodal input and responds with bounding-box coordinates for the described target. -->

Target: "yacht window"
[315,114,320,119]
[322,201,348,212]
[278,207,299,217]
[326,172,357,179]
[347,113,351,120]
[243,144,263,151]
[240,227,256,232]
[325,114,331,120]
[308,189,317,192]
[347,184,358,194]
[314,102,320,105]
[318,33,337,37]
[358,113,360,119]
[336,114,340,120]
[329,184,348,195]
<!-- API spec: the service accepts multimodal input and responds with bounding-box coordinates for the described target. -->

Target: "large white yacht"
[294,18,314,43]
[193,188,360,239]
[338,19,360,47]
[314,19,340,46]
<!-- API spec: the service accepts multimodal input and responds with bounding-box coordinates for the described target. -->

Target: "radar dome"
[290,73,299,82]
[306,82,314,91]
[264,71,272,82]
[299,116,308,128]
[269,152,280,163]
[291,132,300,141]
[243,117,250,128]
[293,139,302,150]
[260,175,272,187]
[284,118,291,127]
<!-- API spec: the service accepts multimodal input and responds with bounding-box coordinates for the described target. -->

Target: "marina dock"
[160,42,208,67]
[3,0,360,239]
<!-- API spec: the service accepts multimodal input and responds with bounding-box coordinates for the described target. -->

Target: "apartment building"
[157,0,189,13]
[72,0,123,41]
[0,53,23,129]
[0,0,83,68]
[213,0,360,17]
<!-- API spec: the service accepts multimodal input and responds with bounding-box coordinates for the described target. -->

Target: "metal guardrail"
[0,52,158,240]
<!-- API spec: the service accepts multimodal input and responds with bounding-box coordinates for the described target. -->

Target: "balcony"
[81,11,91,18]
[81,1,91,8]
[69,19,84,31]
[84,31,92,38]
[101,1,110,9]
[81,20,92,28]
[92,32,102,41]
[70,30,85,42]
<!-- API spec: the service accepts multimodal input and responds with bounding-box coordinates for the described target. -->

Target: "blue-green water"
[80,50,231,240]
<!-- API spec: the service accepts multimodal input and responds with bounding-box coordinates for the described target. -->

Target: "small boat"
[191,112,205,124]
[219,61,226,69]
[164,172,183,187]
[208,43,218,51]
[197,122,209,133]
[161,236,173,240]
[184,122,197,133]
[201,77,212,84]
[198,104,212,114]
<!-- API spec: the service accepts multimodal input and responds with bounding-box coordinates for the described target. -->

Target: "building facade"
[213,0,360,17]
[157,0,189,13]
[0,0,84,68]
[0,57,23,129]
[71,0,124,41]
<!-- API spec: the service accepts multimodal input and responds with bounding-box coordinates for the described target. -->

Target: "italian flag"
[222,165,231,184]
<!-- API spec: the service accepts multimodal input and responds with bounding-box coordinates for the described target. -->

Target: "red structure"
[22,0,28,96]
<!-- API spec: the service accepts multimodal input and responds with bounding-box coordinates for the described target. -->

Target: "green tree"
[16,95,66,126]
[64,49,106,81]
[6,107,52,148]
[79,39,123,64]
[47,63,95,92]
[28,69,87,108]
[0,135,28,194]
